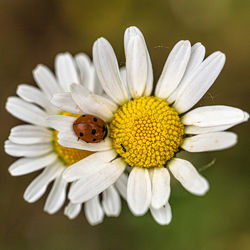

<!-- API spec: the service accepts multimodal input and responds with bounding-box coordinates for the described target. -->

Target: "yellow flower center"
[53,112,94,166]
[110,96,184,168]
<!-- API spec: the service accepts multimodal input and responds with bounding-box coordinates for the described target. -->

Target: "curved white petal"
[124,26,153,96]
[102,185,121,217]
[24,162,63,203]
[168,158,209,195]
[55,53,80,91]
[47,115,76,132]
[63,150,117,182]
[5,140,52,157]
[57,130,112,152]
[8,153,58,176]
[6,97,48,127]
[51,92,83,114]
[126,35,148,98]
[17,84,58,114]
[182,132,237,152]
[155,40,191,99]
[70,83,116,122]
[68,158,126,203]
[84,195,104,226]
[64,202,82,219]
[174,52,226,113]
[182,106,246,127]
[9,125,52,144]
[44,174,68,214]
[33,64,62,98]
[115,173,128,200]
[167,42,205,103]
[93,37,129,105]
[150,203,172,225]
[127,167,151,216]
[150,167,170,209]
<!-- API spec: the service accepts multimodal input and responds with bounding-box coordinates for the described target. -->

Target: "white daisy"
[5,52,124,225]
[48,26,249,225]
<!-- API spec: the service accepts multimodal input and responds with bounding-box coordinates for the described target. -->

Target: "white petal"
[150,203,172,225]
[93,38,129,105]
[51,92,83,114]
[6,97,48,127]
[92,72,104,96]
[70,83,116,122]
[24,162,64,203]
[68,158,126,203]
[33,64,62,99]
[151,167,170,209]
[102,185,121,217]
[74,53,94,88]
[55,53,80,91]
[17,84,58,114]
[64,202,82,219]
[47,115,76,132]
[184,111,249,134]
[5,140,52,157]
[127,167,151,216]
[182,105,245,127]
[182,42,206,78]
[63,150,117,182]
[8,153,58,176]
[75,53,104,95]
[119,67,130,95]
[182,132,237,152]
[84,196,104,226]
[9,125,52,144]
[168,158,209,195]
[44,174,68,214]
[124,26,153,96]
[126,35,148,98]
[174,52,226,113]
[115,173,128,200]
[57,130,112,152]
[155,40,191,99]
[167,42,205,103]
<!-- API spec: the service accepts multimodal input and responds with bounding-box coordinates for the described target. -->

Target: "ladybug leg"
[103,127,108,140]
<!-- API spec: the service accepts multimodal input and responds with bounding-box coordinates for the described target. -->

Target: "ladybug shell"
[73,115,107,143]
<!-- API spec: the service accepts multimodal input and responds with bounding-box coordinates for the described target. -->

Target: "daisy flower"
[5,52,125,225]
[48,26,249,225]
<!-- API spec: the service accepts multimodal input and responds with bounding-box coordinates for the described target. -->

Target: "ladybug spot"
[82,115,86,117]
[92,138,97,142]
[93,117,98,122]
[80,132,84,137]
[92,129,96,135]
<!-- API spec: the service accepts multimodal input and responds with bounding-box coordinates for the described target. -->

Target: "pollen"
[110,96,184,168]
[52,112,94,167]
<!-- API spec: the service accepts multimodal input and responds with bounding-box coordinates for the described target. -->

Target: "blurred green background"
[0,0,249,249]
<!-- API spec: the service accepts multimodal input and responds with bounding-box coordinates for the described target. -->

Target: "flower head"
[49,26,249,225]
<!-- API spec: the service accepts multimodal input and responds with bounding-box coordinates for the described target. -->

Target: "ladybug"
[73,114,108,143]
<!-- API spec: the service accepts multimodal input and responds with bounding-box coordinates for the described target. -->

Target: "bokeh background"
[0,0,249,249]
